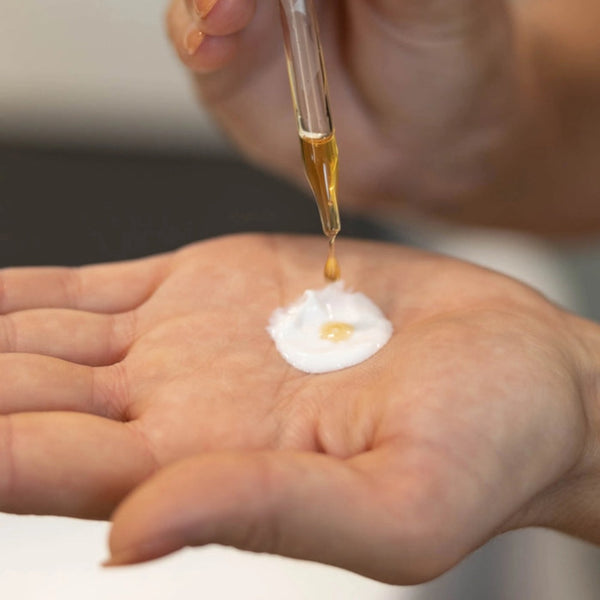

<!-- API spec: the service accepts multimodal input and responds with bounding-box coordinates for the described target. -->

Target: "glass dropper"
[279,0,341,243]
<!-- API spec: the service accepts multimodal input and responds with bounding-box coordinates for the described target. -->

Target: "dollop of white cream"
[267,281,393,374]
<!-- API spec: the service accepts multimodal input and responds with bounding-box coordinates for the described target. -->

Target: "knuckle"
[92,361,131,421]
[0,416,18,514]
[0,313,17,352]
[234,455,283,554]
[109,310,137,362]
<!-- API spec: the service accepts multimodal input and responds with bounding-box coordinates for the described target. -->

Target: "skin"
[167,0,600,233]
[1,234,600,583]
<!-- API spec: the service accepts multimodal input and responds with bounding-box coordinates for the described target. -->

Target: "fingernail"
[193,0,219,20]
[183,27,206,56]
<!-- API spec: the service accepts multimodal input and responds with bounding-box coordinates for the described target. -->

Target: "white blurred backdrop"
[0,0,224,151]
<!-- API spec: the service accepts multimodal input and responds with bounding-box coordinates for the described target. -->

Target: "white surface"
[0,0,225,151]
[268,281,393,373]
[0,513,402,600]
[400,221,583,312]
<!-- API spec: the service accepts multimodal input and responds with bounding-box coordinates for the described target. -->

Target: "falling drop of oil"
[324,237,341,282]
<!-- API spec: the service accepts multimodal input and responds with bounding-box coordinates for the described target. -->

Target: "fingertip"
[107,487,187,567]
[167,0,241,73]
[103,538,183,568]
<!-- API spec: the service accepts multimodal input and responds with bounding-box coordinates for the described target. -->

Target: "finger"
[0,253,170,314]
[185,0,256,37]
[107,448,453,584]
[167,0,240,71]
[0,355,125,419]
[0,309,134,366]
[0,412,155,519]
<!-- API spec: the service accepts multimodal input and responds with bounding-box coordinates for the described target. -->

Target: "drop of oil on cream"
[320,321,354,342]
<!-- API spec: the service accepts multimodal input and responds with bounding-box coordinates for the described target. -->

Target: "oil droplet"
[324,255,341,282]
[324,238,341,282]
[320,321,354,342]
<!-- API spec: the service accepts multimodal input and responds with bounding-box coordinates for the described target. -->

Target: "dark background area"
[0,143,386,268]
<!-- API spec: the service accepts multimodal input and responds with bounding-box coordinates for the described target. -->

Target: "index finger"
[0,253,171,315]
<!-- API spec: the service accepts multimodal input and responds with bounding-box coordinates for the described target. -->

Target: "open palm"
[0,234,592,582]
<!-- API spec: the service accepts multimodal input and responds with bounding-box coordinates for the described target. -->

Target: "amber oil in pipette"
[300,132,341,281]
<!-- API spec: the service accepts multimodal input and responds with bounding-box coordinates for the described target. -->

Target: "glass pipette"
[279,0,341,280]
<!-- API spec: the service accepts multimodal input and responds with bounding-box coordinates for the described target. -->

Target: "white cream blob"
[267,281,393,374]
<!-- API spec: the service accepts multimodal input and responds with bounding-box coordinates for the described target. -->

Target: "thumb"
[105,449,449,584]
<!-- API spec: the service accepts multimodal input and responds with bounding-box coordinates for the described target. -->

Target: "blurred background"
[3,1,600,598]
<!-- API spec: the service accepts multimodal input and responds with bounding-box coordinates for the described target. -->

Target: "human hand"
[102,235,600,583]
[166,0,519,212]
[1,233,594,582]
[166,0,600,233]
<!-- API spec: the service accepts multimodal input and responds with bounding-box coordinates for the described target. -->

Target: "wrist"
[568,313,600,503]
[516,314,600,542]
